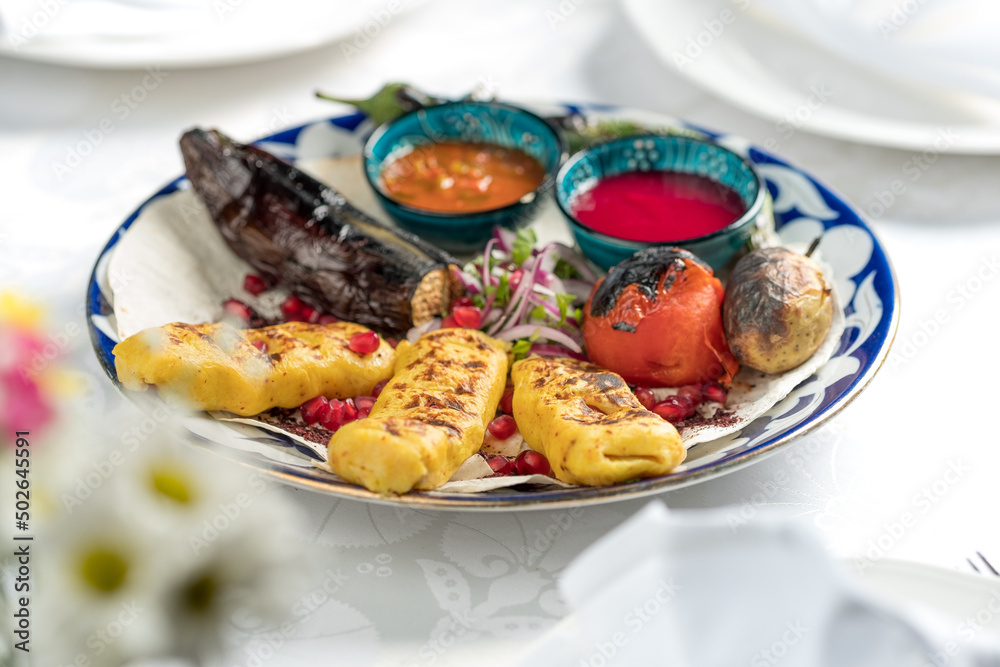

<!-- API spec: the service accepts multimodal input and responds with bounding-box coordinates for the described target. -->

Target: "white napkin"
[518,502,1000,667]
[748,0,1000,100]
[0,0,207,41]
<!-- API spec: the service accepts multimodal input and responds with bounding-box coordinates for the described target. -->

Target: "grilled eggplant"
[180,128,463,337]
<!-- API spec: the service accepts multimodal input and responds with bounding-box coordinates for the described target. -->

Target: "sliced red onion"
[481,308,504,328]
[536,244,560,271]
[531,283,556,299]
[550,243,598,282]
[503,252,549,331]
[486,253,539,335]
[407,317,441,343]
[481,290,496,317]
[481,238,497,290]
[529,343,587,361]
[500,245,565,334]
[527,292,562,320]
[495,324,583,353]
[458,271,482,295]
[454,265,483,295]
[493,227,517,254]
[535,270,555,289]
[466,232,596,352]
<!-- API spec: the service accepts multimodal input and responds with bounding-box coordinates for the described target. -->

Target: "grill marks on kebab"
[511,356,684,486]
[326,328,509,495]
[179,128,463,337]
[113,321,395,417]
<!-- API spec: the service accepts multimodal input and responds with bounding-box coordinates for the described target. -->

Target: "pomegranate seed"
[652,400,685,422]
[317,314,339,325]
[452,305,482,329]
[355,396,376,412]
[451,296,474,310]
[349,331,380,354]
[341,398,359,424]
[652,395,696,423]
[372,379,389,398]
[487,414,517,440]
[300,396,328,425]
[484,454,514,476]
[499,387,514,415]
[702,381,728,404]
[386,337,399,349]
[251,339,267,352]
[440,315,458,328]
[319,399,344,431]
[223,298,252,324]
[280,295,307,321]
[514,450,551,476]
[633,386,656,411]
[243,273,268,296]
[301,306,319,323]
[677,385,704,407]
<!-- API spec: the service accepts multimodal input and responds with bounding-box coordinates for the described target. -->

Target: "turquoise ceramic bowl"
[363,102,566,253]
[556,134,770,271]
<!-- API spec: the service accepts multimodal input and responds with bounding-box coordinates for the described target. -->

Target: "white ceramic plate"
[860,559,1000,627]
[0,0,424,69]
[622,0,1000,153]
[515,559,1000,662]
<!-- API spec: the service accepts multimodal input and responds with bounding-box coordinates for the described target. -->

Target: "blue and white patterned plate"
[86,103,899,510]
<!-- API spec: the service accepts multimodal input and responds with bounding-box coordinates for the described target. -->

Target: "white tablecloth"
[3,0,999,664]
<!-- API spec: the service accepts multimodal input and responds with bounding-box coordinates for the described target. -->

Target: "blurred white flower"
[33,402,309,667]
[35,489,173,667]
[115,435,307,663]
[165,490,306,664]
[0,291,311,667]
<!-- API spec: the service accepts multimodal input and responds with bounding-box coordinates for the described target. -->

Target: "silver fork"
[968,552,999,577]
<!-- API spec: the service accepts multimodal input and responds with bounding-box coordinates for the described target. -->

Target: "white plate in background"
[622,0,1000,153]
[0,0,425,69]
[860,559,1000,628]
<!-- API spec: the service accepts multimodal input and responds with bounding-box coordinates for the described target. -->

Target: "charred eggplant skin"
[180,128,462,337]
[722,247,834,374]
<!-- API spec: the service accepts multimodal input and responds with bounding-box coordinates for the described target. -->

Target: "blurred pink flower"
[1,368,55,441]
[0,294,59,446]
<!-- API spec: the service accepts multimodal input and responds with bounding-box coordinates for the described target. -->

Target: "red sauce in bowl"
[571,171,746,242]
[381,141,546,214]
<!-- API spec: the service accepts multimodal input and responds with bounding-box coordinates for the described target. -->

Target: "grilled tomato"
[582,247,739,387]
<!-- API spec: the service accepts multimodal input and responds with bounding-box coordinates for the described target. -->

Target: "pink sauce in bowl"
[556,134,769,271]
[570,170,747,243]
